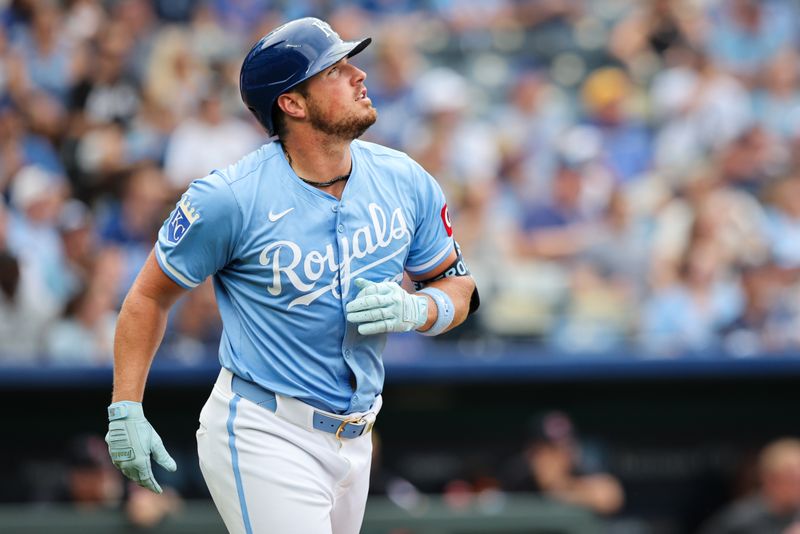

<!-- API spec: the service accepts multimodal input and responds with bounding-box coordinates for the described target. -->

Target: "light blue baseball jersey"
[155,140,454,414]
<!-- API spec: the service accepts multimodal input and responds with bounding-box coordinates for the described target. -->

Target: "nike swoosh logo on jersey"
[268,208,294,222]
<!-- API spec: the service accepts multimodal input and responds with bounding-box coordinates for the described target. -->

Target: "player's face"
[304,58,377,140]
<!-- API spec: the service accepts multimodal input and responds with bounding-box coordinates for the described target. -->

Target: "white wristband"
[416,287,455,336]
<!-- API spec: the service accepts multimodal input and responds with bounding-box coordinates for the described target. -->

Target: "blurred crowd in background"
[2,0,800,365]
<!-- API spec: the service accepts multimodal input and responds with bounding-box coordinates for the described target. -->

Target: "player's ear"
[276,92,307,121]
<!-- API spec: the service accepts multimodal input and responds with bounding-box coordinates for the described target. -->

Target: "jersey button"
[352,394,359,401]
[331,205,338,213]
[337,224,344,233]
[344,350,351,359]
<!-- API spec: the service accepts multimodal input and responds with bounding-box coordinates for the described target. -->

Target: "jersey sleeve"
[155,172,242,288]
[404,164,455,277]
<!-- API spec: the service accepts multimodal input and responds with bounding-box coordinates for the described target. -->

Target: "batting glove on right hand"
[346,278,428,335]
[105,401,177,494]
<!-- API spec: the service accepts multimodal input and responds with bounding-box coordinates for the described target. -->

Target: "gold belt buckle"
[335,416,364,441]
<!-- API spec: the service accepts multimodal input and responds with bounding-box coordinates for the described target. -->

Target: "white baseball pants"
[197,369,375,534]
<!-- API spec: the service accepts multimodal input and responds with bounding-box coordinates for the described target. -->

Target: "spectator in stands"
[548,261,634,354]
[705,0,798,86]
[650,46,752,178]
[44,282,118,365]
[610,0,701,79]
[97,163,170,296]
[62,433,123,509]
[493,68,572,208]
[9,2,87,105]
[162,77,261,191]
[640,233,744,356]
[404,67,500,256]
[699,438,800,534]
[161,279,222,365]
[56,199,98,299]
[761,175,800,269]
[362,20,423,149]
[144,26,209,121]
[0,201,48,361]
[501,410,624,516]
[68,20,140,128]
[5,164,70,312]
[579,66,652,185]
[514,158,595,260]
[752,49,800,141]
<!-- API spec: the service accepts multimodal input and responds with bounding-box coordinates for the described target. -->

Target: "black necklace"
[298,173,350,188]
[283,146,350,188]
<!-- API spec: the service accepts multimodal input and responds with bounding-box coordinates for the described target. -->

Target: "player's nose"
[351,64,367,85]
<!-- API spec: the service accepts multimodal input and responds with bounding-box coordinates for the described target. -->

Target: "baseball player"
[104,17,479,534]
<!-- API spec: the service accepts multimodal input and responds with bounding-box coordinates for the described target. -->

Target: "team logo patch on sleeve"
[167,196,200,244]
[441,204,453,237]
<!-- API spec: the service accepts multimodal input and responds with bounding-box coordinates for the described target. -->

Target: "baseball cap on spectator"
[581,66,630,114]
[526,410,577,446]
[9,165,58,210]
[413,67,469,114]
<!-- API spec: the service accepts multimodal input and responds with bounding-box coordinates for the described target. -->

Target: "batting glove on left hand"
[346,278,428,335]
[105,401,177,494]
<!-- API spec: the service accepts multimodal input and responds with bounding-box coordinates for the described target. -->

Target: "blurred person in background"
[163,77,261,191]
[362,20,424,149]
[760,175,800,270]
[721,263,799,356]
[547,261,634,354]
[579,66,652,185]
[640,225,744,357]
[8,1,88,106]
[649,45,752,179]
[609,0,702,80]
[44,281,118,365]
[0,99,64,189]
[492,67,572,210]
[5,164,70,312]
[97,162,171,298]
[161,279,222,366]
[56,198,98,298]
[61,433,123,509]
[751,49,800,141]
[705,0,798,87]
[514,158,596,261]
[404,66,500,256]
[699,438,800,534]
[0,200,51,361]
[501,410,624,516]
[144,26,209,121]
[716,125,788,195]
[68,20,139,129]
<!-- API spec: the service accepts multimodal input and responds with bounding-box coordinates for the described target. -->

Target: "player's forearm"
[111,290,171,402]
[417,275,476,333]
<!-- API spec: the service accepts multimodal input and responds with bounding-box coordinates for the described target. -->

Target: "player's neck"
[280,134,352,197]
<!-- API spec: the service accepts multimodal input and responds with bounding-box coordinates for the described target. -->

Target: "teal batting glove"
[346,278,428,335]
[105,401,177,494]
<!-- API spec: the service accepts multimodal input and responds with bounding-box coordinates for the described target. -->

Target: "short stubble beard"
[306,96,378,141]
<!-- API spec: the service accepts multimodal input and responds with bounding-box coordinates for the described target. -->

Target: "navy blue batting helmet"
[239,17,372,136]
